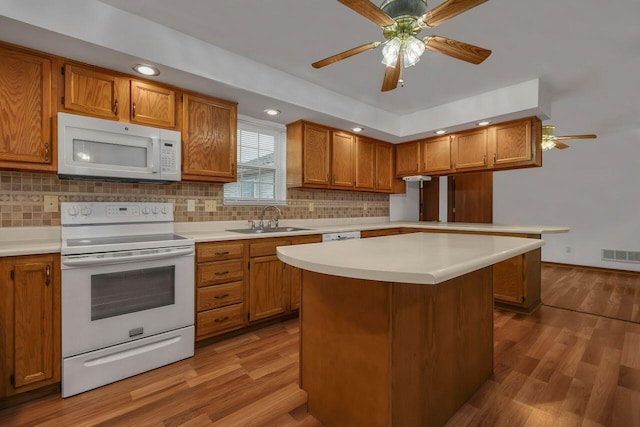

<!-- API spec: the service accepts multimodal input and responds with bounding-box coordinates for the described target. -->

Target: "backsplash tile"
[0,171,389,227]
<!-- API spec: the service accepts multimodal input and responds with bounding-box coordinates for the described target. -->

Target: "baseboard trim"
[542,261,640,276]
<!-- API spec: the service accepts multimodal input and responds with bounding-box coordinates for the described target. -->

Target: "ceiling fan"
[312,0,492,92]
[542,125,597,151]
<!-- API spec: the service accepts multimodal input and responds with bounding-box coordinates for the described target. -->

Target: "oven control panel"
[61,202,174,224]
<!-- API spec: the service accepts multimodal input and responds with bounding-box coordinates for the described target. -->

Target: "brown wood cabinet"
[291,122,331,187]
[0,44,54,172]
[0,254,60,398]
[490,117,542,169]
[493,248,542,314]
[395,141,420,176]
[375,142,394,192]
[181,93,237,182]
[249,239,292,321]
[61,64,177,129]
[422,136,454,174]
[355,137,375,191]
[331,131,355,189]
[195,241,246,341]
[395,117,543,178]
[452,128,488,171]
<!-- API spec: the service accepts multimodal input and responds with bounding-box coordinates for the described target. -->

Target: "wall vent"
[602,249,640,264]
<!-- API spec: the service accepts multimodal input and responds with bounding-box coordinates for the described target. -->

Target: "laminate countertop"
[277,232,545,285]
[0,219,567,257]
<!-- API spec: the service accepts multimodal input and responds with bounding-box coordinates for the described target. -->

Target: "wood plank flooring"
[2,265,640,426]
[542,263,640,323]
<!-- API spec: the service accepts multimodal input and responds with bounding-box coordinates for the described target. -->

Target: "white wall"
[494,128,640,271]
[390,181,420,221]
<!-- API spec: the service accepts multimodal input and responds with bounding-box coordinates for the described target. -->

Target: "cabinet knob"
[214,316,229,323]
[132,102,136,118]
[214,293,230,299]
[44,143,50,163]
[45,265,51,286]
[214,271,229,276]
[113,99,119,116]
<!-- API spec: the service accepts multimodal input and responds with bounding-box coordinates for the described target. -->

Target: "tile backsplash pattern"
[0,172,389,227]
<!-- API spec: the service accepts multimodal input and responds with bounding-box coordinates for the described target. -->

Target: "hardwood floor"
[2,271,640,426]
[542,263,640,323]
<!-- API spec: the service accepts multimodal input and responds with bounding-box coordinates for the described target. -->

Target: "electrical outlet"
[44,195,58,213]
[363,202,368,212]
[187,199,196,212]
[204,200,217,212]
[309,202,314,212]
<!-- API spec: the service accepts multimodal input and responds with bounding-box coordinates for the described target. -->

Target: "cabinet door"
[355,137,375,191]
[453,129,488,171]
[63,64,122,120]
[395,142,420,177]
[249,255,289,321]
[182,93,237,182]
[491,119,532,167]
[0,46,52,168]
[375,142,394,192]
[331,131,355,189]
[423,136,453,174]
[303,124,331,186]
[493,255,525,304]
[130,80,176,128]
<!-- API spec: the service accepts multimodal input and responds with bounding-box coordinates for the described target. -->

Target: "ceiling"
[2,0,640,142]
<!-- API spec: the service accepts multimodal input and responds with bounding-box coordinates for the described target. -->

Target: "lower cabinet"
[0,254,60,398]
[249,254,290,321]
[493,248,542,314]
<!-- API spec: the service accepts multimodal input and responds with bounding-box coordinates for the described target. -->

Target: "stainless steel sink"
[226,227,310,234]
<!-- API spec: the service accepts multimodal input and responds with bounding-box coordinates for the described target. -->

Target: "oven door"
[61,246,194,357]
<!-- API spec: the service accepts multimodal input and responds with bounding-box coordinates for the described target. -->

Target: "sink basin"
[226,227,310,234]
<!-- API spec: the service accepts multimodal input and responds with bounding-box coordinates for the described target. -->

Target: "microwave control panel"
[161,143,177,172]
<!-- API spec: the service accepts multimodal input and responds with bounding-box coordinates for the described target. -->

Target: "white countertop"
[0,218,567,257]
[277,232,545,285]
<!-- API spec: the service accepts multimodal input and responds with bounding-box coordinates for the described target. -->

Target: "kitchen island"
[277,232,544,427]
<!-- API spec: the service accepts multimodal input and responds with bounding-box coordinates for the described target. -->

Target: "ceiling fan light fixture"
[380,0,428,20]
[541,125,555,151]
[382,37,402,67]
[403,36,425,67]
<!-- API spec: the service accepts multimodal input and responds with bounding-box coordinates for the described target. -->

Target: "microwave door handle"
[62,247,194,267]
[150,138,160,174]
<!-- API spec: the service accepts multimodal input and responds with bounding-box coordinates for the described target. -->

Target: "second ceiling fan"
[313,0,492,92]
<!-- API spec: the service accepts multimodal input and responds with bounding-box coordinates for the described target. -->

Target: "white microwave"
[58,113,181,183]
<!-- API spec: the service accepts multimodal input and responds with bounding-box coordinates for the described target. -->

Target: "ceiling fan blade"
[554,134,597,140]
[424,36,491,64]
[553,141,570,149]
[381,53,402,92]
[422,0,488,28]
[338,0,395,27]
[312,42,381,69]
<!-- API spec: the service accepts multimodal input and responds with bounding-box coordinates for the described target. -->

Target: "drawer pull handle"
[214,316,229,323]
[214,293,230,299]
[214,271,229,276]
[214,251,229,256]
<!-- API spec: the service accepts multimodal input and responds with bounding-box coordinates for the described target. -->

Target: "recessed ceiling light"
[264,109,281,116]
[435,130,447,135]
[476,120,492,126]
[352,127,364,133]
[133,64,160,76]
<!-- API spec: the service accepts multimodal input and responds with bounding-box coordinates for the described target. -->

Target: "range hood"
[402,175,432,182]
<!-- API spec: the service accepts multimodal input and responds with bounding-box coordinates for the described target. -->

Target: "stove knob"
[141,207,150,215]
[152,206,160,214]
[67,207,79,217]
[161,206,169,214]
[80,207,92,216]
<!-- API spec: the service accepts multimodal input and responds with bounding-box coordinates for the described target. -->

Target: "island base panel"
[300,267,493,427]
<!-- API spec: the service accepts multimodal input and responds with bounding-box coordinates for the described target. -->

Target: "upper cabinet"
[490,117,541,169]
[181,93,237,183]
[452,128,488,171]
[395,117,542,177]
[0,44,54,172]
[395,141,421,176]
[287,121,401,193]
[331,131,355,189]
[61,63,177,129]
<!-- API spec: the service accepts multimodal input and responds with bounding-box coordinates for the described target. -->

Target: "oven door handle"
[62,247,194,267]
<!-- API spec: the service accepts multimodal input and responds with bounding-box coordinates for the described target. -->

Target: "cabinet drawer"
[250,239,290,257]
[197,303,244,338]
[197,242,244,262]
[197,281,243,311]
[198,260,244,286]
[291,235,322,245]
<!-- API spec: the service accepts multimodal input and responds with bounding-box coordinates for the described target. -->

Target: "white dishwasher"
[321,231,361,242]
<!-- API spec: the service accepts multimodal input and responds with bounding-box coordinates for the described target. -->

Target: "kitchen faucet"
[259,205,282,229]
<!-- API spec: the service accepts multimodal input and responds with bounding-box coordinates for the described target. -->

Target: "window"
[223,116,287,205]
